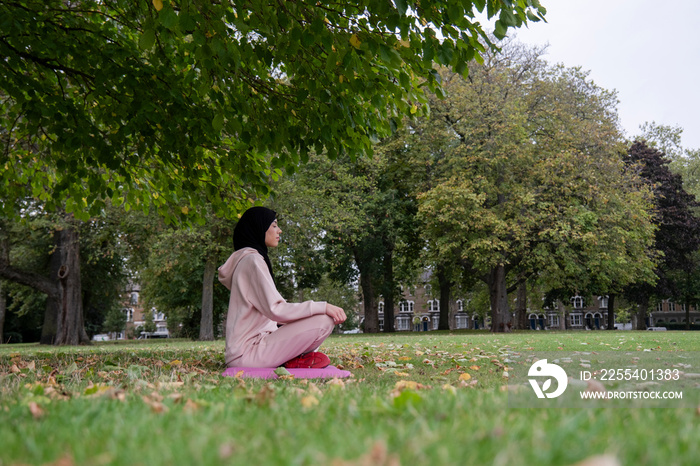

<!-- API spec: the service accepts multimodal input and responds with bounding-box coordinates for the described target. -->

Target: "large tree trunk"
[382,250,395,333]
[0,223,86,345]
[360,272,378,333]
[53,226,90,345]
[515,281,528,330]
[486,264,512,333]
[606,294,616,330]
[0,232,7,343]
[437,264,451,330]
[199,254,217,341]
[636,294,649,330]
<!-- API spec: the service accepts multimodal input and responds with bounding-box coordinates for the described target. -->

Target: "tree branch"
[0,261,59,299]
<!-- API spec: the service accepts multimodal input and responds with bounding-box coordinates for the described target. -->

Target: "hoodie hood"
[218,248,258,290]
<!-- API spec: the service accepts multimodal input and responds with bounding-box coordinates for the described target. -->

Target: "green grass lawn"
[1,331,698,465]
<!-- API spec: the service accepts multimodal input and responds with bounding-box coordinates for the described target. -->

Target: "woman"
[218,206,346,368]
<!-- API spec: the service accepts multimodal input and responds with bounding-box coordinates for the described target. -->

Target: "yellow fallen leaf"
[442,384,457,395]
[235,370,245,378]
[327,378,346,389]
[469,365,481,371]
[301,396,319,408]
[394,372,410,377]
[459,373,472,381]
[169,360,182,367]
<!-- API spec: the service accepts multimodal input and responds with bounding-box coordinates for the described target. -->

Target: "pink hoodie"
[218,248,327,365]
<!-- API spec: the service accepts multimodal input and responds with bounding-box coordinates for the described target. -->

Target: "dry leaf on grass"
[569,454,621,466]
[29,402,44,419]
[301,395,319,408]
[330,441,400,466]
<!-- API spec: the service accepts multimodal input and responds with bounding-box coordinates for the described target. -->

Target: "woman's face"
[264,220,282,248]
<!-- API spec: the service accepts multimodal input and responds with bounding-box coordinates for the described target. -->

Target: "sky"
[500,0,700,150]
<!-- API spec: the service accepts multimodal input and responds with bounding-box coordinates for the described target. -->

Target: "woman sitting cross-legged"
[218,206,346,369]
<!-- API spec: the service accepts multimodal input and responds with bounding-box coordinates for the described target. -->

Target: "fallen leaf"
[569,454,621,466]
[459,373,472,381]
[219,442,236,460]
[330,441,399,466]
[183,399,200,412]
[327,378,346,390]
[29,402,44,419]
[301,396,319,408]
[442,384,457,395]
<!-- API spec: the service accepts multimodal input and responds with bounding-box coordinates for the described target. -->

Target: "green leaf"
[274,366,292,377]
[212,114,224,132]
[393,390,423,410]
[159,7,179,30]
[394,0,408,16]
[139,29,156,50]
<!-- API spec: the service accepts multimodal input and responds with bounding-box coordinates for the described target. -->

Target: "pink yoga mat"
[222,365,351,379]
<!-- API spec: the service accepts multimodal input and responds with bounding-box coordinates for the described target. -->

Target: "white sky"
[502,0,700,149]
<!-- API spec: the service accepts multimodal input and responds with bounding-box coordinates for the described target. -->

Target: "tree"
[415,43,657,332]
[0,0,545,344]
[0,207,130,344]
[102,306,127,340]
[271,144,426,333]
[139,223,232,339]
[624,141,700,330]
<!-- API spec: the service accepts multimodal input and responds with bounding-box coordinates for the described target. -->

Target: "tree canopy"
[413,43,657,331]
[0,0,546,223]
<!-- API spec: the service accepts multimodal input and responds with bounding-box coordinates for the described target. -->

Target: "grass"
[1,330,698,465]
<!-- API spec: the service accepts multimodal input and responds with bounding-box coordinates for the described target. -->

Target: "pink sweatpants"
[230,314,335,367]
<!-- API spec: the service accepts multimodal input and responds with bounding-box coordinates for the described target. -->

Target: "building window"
[599,296,608,309]
[572,296,584,309]
[425,285,432,297]
[432,315,439,330]
[570,314,582,326]
[428,300,440,312]
[548,314,559,328]
[124,308,134,322]
[669,302,676,312]
[397,316,410,331]
[455,315,467,329]
[399,301,415,313]
[656,302,664,313]
[378,302,385,314]
[130,292,139,306]
[456,300,464,312]
[379,318,384,331]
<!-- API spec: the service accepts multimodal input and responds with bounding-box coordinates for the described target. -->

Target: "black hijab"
[233,206,277,280]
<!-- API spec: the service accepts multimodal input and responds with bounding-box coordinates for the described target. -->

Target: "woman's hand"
[325,303,347,325]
